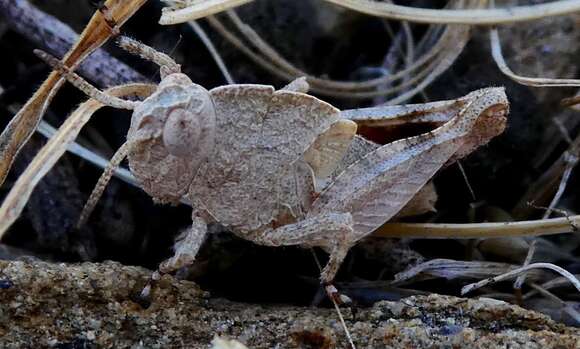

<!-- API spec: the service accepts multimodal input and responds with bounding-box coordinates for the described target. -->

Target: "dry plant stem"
[188,21,235,84]
[0,84,156,239]
[160,0,253,24]
[513,132,580,219]
[543,153,578,219]
[461,263,580,295]
[0,0,145,87]
[376,216,580,240]
[382,29,468,105]
[490,28,580,87]
[394,259,545,285]
[513,240,538,291]
[526,283,580,324]
[524,276,580,300]
[529,283,565,306]
[512,152,578,291]
[562,95,580,108]
[35,121,136,187]
[215,9,466,93]
[208,12,469,100]
[160,0,580,25]
[0,0,148,188]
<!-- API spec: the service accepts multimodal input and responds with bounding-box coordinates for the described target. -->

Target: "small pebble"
[0,279,14,289]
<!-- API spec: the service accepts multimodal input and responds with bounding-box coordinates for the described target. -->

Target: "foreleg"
[159,212,208,274]
[140,211,207,302]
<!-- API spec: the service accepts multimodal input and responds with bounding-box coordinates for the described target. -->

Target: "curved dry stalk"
[159,0,580,25]
[207,10,469,100]
[375,216,579,239]
[0,0,148,188]
[490,28,580,87]
[382,27,469,105]
[513,239,538,291]
[0,84,156,240]
[217,9,465,91]
[461,262,580,295]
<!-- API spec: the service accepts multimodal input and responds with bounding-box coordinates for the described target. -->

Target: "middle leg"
[251,212,355,284]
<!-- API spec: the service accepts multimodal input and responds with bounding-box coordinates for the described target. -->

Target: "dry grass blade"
[35,121,136,187]
[160,0,253,24]
[0,0,148,188]
[524,276,580,300]
[159,0,580,25]
[0,84,155,240]
[490,28,580,87]
[393,259,545,285]
[513,131,580,219]
[461,263,580,295]
[513,240,538,291]
[375,216,580,239]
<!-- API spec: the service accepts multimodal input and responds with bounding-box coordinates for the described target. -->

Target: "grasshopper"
[36,37,508,298]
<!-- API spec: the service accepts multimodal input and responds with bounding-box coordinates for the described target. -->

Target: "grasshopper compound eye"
[162,85,216,159]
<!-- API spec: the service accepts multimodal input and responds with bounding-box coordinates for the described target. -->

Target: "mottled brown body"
[35,38,509,286]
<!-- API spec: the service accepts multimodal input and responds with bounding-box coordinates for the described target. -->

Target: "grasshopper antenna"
[33,50,138,110]
[116,36,181,77]
[77,141,134,228]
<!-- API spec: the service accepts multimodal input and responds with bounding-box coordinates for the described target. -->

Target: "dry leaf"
[0,84,155,239]
[0,0,147,187]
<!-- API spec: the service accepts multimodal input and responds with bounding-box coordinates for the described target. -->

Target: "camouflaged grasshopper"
[36,37,509,297]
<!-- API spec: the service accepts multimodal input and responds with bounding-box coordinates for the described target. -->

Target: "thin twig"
[513,131,580,219]
[35,121,136,187]
[189,20,235,84]
[524,276,580,300]
[0,0,146,87]
[376,216,580,239]
[543,153,578,219]
[0,0,148,188]
[457,161,476,201]
[462,263,580,295]
[0,84,155,239]
[514,147,578,290]
[513,239,537,291]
